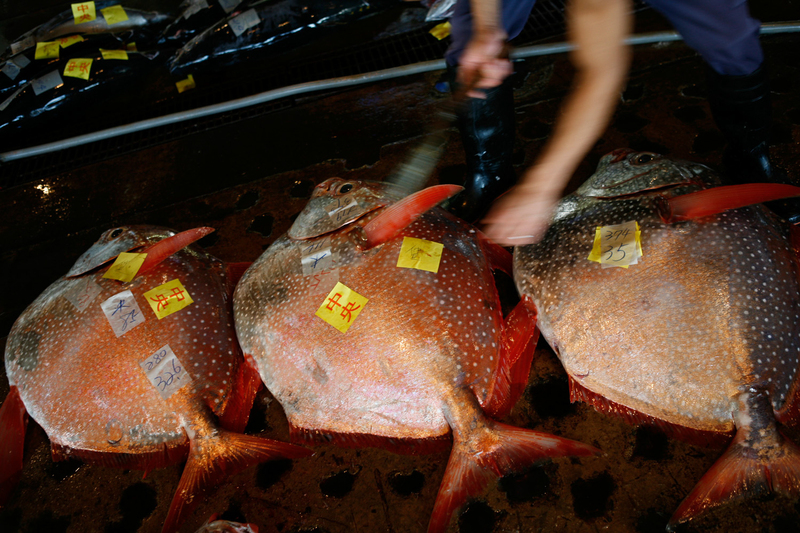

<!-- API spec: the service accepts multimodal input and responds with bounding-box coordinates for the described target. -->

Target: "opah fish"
[0,225,310,533]
[233,178,599,533]
[514,149,800,528]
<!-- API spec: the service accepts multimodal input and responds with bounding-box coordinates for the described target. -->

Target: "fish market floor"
[3,8,800,533]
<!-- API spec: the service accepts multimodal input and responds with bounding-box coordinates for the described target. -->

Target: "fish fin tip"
[139,227,216,276]
[217,355,262,433]
[427,448,495,533]
[362,185,462,248]
[0,387,28,506]
[667,183,800,222]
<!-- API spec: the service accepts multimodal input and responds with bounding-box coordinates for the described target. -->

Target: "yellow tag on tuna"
[588,220,643,269]
[429,22,451,40]
[144,279,194,319]
[101,49,128,60]
[57,35,84,48]
[35,42,60,60]
[63,58,93,80]
[103,252,147,282]
[316,282,368,333]
[397,237,444,273]
[101,5,129,25]
[71,2,96,24]
[176,74,196,93]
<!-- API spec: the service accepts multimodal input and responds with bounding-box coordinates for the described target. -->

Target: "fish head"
[288,178,401,240]
[576,149,716,199]
[65,225,175,278]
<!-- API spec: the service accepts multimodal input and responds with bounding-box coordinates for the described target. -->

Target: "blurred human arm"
[482,0,632,245]
[457,0,512,95]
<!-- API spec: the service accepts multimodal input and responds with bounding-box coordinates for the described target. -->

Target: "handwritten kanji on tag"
[143,279,194,319]
[103,252,147,282]
[71,2,96,24]
[64,277,102,312]
[101,5,128,25]
[101,290,145,337]
[35,42,59,60]
[397,237,444,273]
[63,58,93,80]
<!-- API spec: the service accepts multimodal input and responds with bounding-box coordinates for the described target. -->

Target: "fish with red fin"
[233,178,599,533]
[0,225,311,533]
[514,149,800,529]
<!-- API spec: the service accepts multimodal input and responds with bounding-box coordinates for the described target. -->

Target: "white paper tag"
[324,194,361,224]
[64,277,102,312]
[101,290,145,337]
[229,8,260,37]
[140,344,191,400]
[32,70,63,95]
[2,61,20,80]
[11,36,35,55]
[219,0,242,13]
[301,237,336,276]
[12,54,31,68]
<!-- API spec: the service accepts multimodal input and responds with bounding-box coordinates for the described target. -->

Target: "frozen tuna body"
[514,149,800,528]
[234,178,598,533]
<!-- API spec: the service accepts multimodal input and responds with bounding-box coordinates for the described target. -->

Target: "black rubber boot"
[444,64,518,223]
[707,66,800,223]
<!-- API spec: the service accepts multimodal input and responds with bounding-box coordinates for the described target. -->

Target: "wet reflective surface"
[2,3,800,533]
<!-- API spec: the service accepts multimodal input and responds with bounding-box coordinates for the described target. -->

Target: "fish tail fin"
[161,431,312,533]
[138,227,215,276]
[663,184,800,223]
[427,420,599,533]
[361,185,462,248]
[0,386,28,505]
[667,427,800,530]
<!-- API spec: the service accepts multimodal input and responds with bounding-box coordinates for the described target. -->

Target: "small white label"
[229,9,260,37]
[301,237,336,276]
[101,290,145,337]
[64,277,102,312]
[32,70,63,95]
[12,54,31,68]
[11,36,35,55]
[324,194,361,224]
[219,0,242,13]
[2,61,20,80]
[140,344,191,400]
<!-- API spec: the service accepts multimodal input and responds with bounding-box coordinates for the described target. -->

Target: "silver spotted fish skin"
[514,150,800,435]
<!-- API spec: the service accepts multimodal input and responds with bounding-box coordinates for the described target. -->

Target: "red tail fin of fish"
[428,420,599,533]
[161,431,312,533]
[0,386,28,506]
[663,184,800,223]
[360,185,462,248]
[667,427,800,530]
[137,227,215,276]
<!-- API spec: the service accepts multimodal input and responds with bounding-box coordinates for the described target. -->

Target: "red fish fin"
[225,262,252,295]
[569,377,731,448]
[289,424,451,455]
[483,299,539,419]
[428,420,599,533]
[667,428,800,529]
[161,431,311,533]
[218,355,262,433]
[361,185,462,248]
[136,227,215,276]
[0,387,28,505]
[664,184,800,223]
[477,230,512,275]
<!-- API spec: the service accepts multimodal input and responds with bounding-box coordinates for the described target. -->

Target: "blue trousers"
[446,0,763,76]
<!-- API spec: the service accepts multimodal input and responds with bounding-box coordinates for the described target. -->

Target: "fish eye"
[632,153,657,165]
[339,183,354,194]
[110,228,123,238]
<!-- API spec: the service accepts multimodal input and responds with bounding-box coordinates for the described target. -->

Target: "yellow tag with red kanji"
[101,5,128,25]
[63,58,93,80]
[71,2,96,24]
[176,74,195,93]
[101,49,128,60]
[57,35,84,48]
[103,252,147,282]
[396,237,443,273]
[315,282,368,333]
[35,42,60,60]
[143,279,194,319]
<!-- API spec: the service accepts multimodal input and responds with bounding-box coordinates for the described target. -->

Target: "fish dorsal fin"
[360,185,462,248]
[136,227,215,276]
[662,183,800,223]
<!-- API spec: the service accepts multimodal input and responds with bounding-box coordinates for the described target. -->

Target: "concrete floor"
[2,3,800,533]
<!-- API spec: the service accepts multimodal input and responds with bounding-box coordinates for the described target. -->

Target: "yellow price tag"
[588,220,643,269]
[315,282,368,333]
[396,237,444,273]
[57,35,84,48]
[103,252,147,282]
[101,49,128,60]
[35,42,60,60]
[63,58,93,80]
[72,2,96,24]
[143,279,194,320]
[176,74,196,93]
[101,5,128,25]
[429,22,451,40]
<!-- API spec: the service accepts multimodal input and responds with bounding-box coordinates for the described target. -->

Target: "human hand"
[457,29,512,97]
[481,181,562,246]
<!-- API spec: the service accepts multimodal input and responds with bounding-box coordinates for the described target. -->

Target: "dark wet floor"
[2,2,800,533]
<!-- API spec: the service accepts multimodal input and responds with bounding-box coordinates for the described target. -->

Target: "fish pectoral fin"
[483,299,539,420]
[427,420,599,533]
[476,230,513,276]
[360,185,462,249]
[0,386,28,506]
[137,227,216,276]
[663,183,800,223]
[667,426,800,530]
[161,430,312,533]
